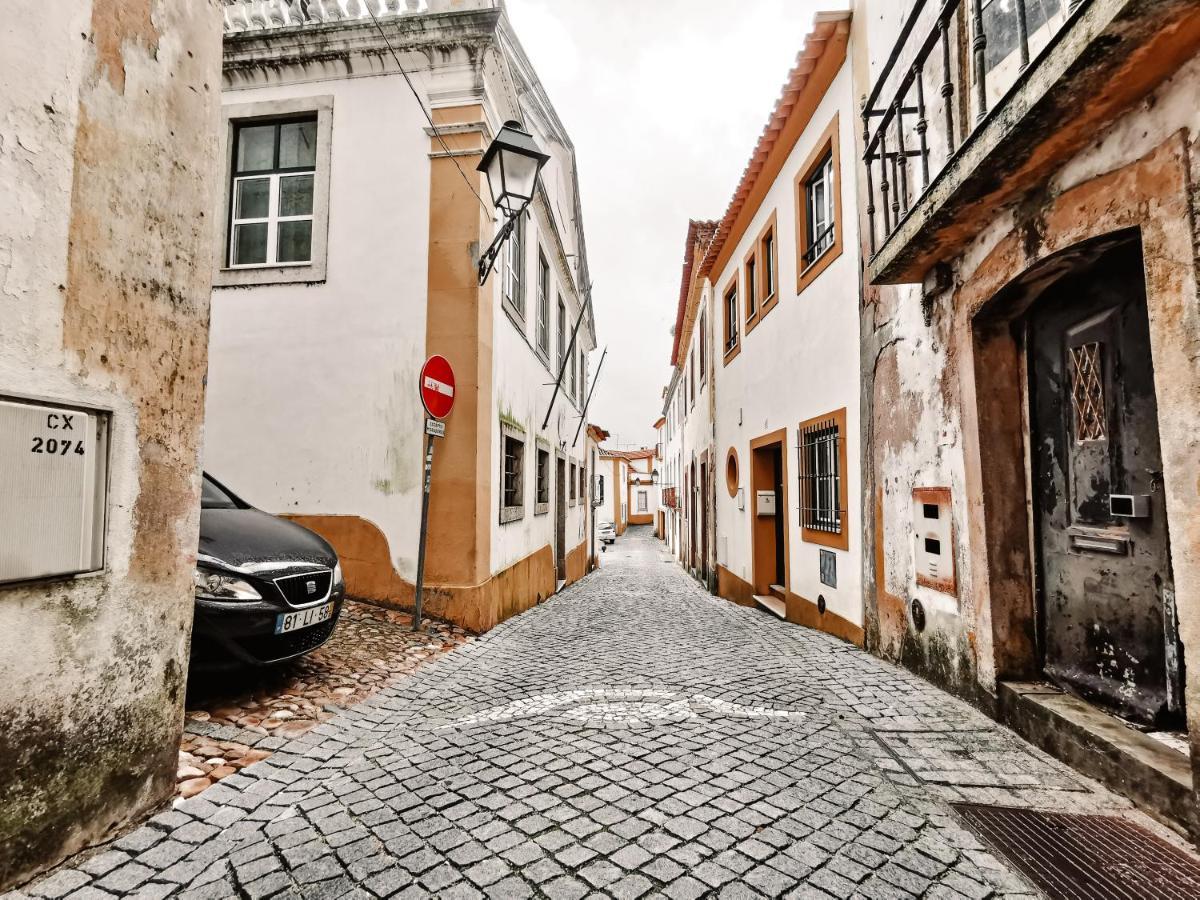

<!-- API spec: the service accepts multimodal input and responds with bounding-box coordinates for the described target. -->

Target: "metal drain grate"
[953,803,1200,899]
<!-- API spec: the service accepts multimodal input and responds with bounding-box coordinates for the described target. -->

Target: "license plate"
[274,601,334,635]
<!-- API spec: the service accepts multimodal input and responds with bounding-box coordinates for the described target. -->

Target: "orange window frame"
[794,113,842,297]
[721,275,741,364]
[746,211,779,338]
[797,407,849,550]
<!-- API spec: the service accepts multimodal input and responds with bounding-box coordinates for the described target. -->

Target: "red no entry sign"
[419,355,455,420]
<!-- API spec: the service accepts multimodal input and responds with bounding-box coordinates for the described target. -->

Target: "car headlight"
[332,561,344,590]
[193,567,261,601]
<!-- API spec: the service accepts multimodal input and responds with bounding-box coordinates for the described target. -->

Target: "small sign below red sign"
[419,355,455,420]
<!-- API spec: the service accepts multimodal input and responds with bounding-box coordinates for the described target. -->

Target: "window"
[637,491,648,513]
[229,117,317,268]
[579,349,587,402]
[557,297,567,373]
[569,343,577,399]
[797,408,849,549]
[759,216,777,304]
[795,116,843,294]
[502,212,527,319]
[579,463,586,501]
[569,462,577,505]
[804,153,835,267]
[745,254,758,320]
[723,281,739,358]
[536,252,551,357]
[688,351,695,409]
[500,424,525,524]
[597,474,605,505]
[535,446,550,515]
[698,310,707,386]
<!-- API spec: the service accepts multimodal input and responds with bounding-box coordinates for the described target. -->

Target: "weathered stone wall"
[857,20,1200,730]
[0,0,220,889]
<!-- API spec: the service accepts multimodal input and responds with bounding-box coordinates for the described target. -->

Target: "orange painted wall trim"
[787,590,864,646]
[286,514,556,633]
[716,564,757,608]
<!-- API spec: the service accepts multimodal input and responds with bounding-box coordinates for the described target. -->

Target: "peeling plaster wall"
[0,0,220,889]
[858,8,1200,727]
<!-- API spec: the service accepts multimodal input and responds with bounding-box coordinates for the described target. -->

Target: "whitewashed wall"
[205,74,431,581]
[712,62,864,626]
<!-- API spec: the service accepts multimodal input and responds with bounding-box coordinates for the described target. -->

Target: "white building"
[705,11,863,644]
[207,0,598,632]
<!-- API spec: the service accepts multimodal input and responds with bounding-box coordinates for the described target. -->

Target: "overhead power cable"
[364,6,491,213]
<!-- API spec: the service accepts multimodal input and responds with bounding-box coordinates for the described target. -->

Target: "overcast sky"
[504,0,829,449]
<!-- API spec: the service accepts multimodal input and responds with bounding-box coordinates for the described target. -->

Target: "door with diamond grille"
[1029,241,1180,725]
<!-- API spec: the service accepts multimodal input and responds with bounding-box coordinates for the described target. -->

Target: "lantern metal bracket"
[477,213,518,286]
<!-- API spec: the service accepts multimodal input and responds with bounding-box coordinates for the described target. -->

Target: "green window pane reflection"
[279,174,314,217]
[236,125,275,173]
[279,120,317,169]
[233,222,268,265]
[277,220,312,263]
[235,178,270,219]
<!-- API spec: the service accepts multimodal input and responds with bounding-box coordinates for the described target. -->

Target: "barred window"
[535,446,550,513]
[798,416,841,534]
[637,491,648,513]
[500,427,524,524]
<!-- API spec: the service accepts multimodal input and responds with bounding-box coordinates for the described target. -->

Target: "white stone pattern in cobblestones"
[7,527,1170,900]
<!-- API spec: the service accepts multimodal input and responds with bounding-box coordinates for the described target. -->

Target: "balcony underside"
[869,0,1200,286]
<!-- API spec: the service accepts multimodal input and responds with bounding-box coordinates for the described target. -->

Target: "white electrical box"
[913,487,955,595]
[0,398,108,585]
[756,490,776,516]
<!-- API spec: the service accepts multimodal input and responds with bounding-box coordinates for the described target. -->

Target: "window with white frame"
[804,152,836,267]
[536,252,550,358]
[637,490,648,513]
[724,284,739,354]
[228,117,317,268]
[503,212,526,318]
[557,297,567,372]
[569,462,577,505]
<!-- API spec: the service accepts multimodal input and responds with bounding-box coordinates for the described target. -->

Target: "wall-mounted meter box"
[756,490,776,516]
[912,486,955,596]
[0,398,108,585]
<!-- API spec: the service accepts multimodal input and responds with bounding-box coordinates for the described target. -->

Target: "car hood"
[198,507,337,572]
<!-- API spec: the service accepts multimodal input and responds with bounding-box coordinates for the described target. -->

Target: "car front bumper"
[191,595,345,669]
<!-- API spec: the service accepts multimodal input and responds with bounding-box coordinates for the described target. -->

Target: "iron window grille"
[1069,341,1107,442]
[803,152,836,268]
[500,430,525,523]
[637,491,648,513]
[724,286,739,354]
[797,417,842,533]
[228,116,317,268]
[535,446,550,509]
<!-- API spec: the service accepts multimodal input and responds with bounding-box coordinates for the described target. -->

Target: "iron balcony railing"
[861,0,1086,257]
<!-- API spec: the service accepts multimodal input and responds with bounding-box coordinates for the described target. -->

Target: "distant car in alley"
[598,522,617,545]
[192,473,346,669]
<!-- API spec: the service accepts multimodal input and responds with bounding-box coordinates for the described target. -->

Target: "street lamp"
[477,119,550,285]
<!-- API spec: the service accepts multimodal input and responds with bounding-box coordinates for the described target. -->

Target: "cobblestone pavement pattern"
[10,527,1176,899]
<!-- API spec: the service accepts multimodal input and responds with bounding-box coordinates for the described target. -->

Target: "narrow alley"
[11,527,1181,900]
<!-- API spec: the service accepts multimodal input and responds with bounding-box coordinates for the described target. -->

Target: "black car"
[191,473,346,669]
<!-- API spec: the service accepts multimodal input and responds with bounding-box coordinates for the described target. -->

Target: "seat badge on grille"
[306,580,316,595]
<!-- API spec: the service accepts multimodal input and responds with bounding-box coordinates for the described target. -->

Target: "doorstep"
[754,594,786,619]
[998,681,1194,835]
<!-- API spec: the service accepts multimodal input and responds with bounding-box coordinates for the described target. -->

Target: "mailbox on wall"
[0,398,109,585]
[912,486,955,596]
[756,490,776,516]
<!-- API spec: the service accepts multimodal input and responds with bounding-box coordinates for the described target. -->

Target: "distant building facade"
[207,0,598,632]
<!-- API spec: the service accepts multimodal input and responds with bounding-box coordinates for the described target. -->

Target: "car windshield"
[201,475,240,509]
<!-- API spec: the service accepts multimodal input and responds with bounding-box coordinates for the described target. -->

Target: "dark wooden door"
[1029,242,1180,726]
[555,457,566,582]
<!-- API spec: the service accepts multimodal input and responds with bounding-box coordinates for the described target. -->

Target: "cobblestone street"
[10,527,1176,900]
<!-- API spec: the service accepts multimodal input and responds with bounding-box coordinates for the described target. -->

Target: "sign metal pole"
[413,425,435,632]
